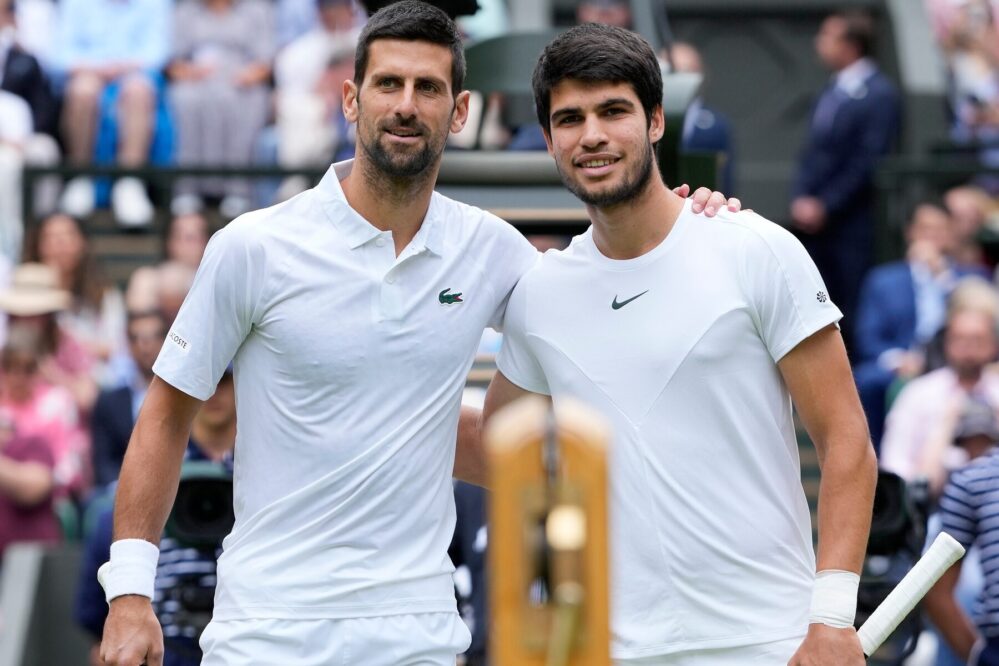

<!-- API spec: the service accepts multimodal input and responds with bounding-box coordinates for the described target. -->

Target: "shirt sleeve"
[938,468,979,550]
[485,221,539,332]
[738,213,843,362]
[495,272,550,395]
[153,219,269,400]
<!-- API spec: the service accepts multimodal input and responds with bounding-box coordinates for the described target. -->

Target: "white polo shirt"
[153,160,537,620]
[497,201,842,659]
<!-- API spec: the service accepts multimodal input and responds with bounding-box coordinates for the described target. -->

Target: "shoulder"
[433,192,534,252]
[694,207,803,260]
[865,261,911,284]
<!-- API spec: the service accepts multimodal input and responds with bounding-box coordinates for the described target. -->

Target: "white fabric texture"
[497,201,842,659]
[154,159,537,624]
[199,612,471,666]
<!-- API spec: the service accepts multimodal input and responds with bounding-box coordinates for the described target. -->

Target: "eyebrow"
[550,97,637,123]
[371,72,449,89]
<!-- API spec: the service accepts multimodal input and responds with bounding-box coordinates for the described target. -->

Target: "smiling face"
[544,80,662,208]
[344,38,469,180]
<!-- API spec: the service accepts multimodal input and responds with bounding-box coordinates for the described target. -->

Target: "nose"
[580,114,608,149]
[394,83,418,120]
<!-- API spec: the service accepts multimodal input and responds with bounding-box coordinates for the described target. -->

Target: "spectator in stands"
[0,322,88,499]
[925,441,999,665]
[165,212,210,270]
[91,310,165,489]
[0,406,58,569]
[880,284,999,482]
[1,0,56,138]
[168,0,275,220]
[10,0,56,73]
[0,90,32,263]
[0,0,60,250]
[277,0,321,48]
[55,0,171,228]
[790,10,900,343]
[26,214,128,387]
[273,0,359,200]
[928,0,999,141]
[0,262,97,414]
[946,184,993,269]
[125,213,208,323]
[916,396,999,500]
[577,0,632,29]
[76,367,236,666]
[853,203,986,448]
[125,261,195,327]
[668,41,736,195]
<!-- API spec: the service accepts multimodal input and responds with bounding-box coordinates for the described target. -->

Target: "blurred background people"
[25,213,128,387]
[55,0,171,228]
[0,405,58,572]
[0,321,88,499]
[880,285,999,484]
[90,310,165,489]
[168,0,275,220]
[853,203,987,448]
[791,10,901,344]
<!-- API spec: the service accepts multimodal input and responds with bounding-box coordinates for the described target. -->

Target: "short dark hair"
[354,0,466,94]
[833,10,876,58]
[127,308,167,335]
[532,23,662,134]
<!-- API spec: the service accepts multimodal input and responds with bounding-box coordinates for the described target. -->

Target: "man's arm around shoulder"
[780,325,878,666]
[455,371,539,488]
[100,377,202,666]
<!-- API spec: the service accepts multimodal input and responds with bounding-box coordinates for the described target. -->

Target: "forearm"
[815,434,878,572]
[926,574,978,659]
[0,456,53,506]
[113,382,199,543]
[454,405,488,488]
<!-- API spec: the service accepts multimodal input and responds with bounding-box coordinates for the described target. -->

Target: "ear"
[450,90,472,134]
[343,79,359,123]
[649,105,665,144]
[543,127,554,156]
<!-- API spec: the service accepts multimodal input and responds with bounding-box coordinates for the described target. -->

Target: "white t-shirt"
[497,200,842,659]
[153,160,537,621]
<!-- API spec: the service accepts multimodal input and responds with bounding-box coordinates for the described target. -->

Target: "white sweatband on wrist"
[97,539,160,604]
[808,569,860,629]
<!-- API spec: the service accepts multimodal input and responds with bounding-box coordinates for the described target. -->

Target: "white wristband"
[808,569,859,629]
[97,539,160,604]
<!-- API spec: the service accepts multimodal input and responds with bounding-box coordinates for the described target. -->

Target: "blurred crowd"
[1,1,999,665]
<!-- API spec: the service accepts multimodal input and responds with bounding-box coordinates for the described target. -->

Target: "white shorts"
[199,612,471,665]
[615,636,803,666]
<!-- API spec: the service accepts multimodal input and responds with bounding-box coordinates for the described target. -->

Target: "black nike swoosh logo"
[612,290,649,310]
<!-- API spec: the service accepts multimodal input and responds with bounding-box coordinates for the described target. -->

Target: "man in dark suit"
[791,10,901,344]
[853,202,987,450]
[91,310,166,488]
[671,41,735,195]
[0,0,56,137]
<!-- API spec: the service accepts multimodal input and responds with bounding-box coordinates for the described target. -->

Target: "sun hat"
[0,263,72,316]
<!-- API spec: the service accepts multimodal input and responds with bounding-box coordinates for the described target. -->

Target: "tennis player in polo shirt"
[97,4,737,665]
[468,24,878,665]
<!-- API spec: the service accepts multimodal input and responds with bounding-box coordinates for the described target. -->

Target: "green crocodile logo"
[439,288,464,305]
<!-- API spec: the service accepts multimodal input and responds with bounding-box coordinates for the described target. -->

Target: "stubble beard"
[558,139,656,208]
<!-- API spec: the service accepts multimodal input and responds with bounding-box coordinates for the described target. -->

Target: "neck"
[340,154,438,256]
[956,369,983,391]
[589,178,686,260]
[191,419,235,460]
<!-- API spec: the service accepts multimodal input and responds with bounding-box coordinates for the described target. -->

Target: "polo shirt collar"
[315,159,445,256]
